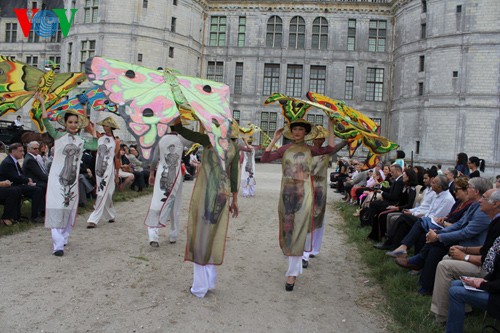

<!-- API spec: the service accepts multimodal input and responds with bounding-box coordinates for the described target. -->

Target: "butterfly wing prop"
[0,56,86,131]
[85,57,233,167]
[48,86,119,121]
[264,92,313,123]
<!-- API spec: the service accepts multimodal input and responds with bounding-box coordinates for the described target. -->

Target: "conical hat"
[97,116,120,129]
[283,119,318,141]
[56,108,89,129]
[313,125,329,139]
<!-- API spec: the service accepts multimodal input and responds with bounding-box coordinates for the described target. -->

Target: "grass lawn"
[0,187,153,237]
[334,202,497,333]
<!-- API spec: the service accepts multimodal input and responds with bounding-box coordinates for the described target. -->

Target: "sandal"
[1,219,13,226]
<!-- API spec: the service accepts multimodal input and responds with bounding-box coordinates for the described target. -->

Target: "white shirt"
[425,189,455,218]
[410,187,435,216]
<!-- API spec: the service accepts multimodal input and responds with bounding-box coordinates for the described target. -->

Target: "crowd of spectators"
[0,140,200,225]
[333,151,500,333]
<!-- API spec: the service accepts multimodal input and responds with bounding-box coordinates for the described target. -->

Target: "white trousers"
[51,219,73,252]
[286,256,303,277]
[87,180,116,224]
[147,183,183,243]
[191,263,217,298]
[302,225,325,261]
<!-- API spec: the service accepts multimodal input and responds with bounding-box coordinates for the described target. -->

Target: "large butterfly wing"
[30,71,86,132]
[85,57,179,160]
[264,93,312,122]
[0,57,44,116]
[82,86,118,113]
[307,92,379,133]
[177,75,233,169]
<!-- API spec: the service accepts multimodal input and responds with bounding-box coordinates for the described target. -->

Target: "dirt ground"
[0,163,387,333]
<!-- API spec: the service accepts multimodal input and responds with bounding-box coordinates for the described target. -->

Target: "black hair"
[425,168,438,179]
[469,156,486,172]
[64,112,78,122]
[456,152,468,168]
[290,122,311,134]
[404,168,418,187]
[414,165,425,186]
[396,150,405,159]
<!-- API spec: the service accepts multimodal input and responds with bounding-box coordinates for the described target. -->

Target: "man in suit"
[444,168,458,200]
[22,141,48,191]
[430,188,500,323]
[364,164,405,230]
[0,143,44,222]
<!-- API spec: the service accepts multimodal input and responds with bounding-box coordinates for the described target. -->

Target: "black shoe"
[108,219,115,223]
[30,217,43,223]
[54,250,64,257]
[302,259,309,268]
[373,242,392,250]
[285,283,294,291]
[150,241,159,248]
[309,254,316,258]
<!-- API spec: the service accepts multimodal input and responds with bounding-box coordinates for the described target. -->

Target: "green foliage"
[334,202,489,333]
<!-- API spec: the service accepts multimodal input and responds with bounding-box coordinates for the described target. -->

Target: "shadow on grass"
[333,201,492,333]
[0,187,153,237]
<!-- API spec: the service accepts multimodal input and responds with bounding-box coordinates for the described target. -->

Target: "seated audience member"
[394,177,493,295]
[444,168,458,199]
[468,156,485,178]
[436,164,444,176]
[78,153,96,208]
[22,141,48,190]
[369,168,418,242]
[342,162,368,202]
[189,148,201,177]
[353,165,385,216]
[0,143,44,222]
[430,189,500,323]
[38,142,49,169]
[13,115,23,129]
[118,145,134,191]
[446,233,500,333]
[376,170,438,248]
[0,180,23,225]
[127,146,148,191]
[386,177,473,257]
[496,175,500,189]
[362,164,404,229]
[413,165,426,187]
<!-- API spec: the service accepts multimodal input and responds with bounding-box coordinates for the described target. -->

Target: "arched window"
[312,17,328,50]
[288,16,305,49]
[266,16,282,48]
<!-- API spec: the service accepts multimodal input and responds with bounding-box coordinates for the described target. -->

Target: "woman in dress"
[173,119,239,298]
[261,118,344,291]
[36,92,98,256]
[86,116,121,228]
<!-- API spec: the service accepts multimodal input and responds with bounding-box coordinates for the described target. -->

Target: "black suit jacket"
[23,153,48,184]
[0,155,30,185]
[381,175,405,204]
